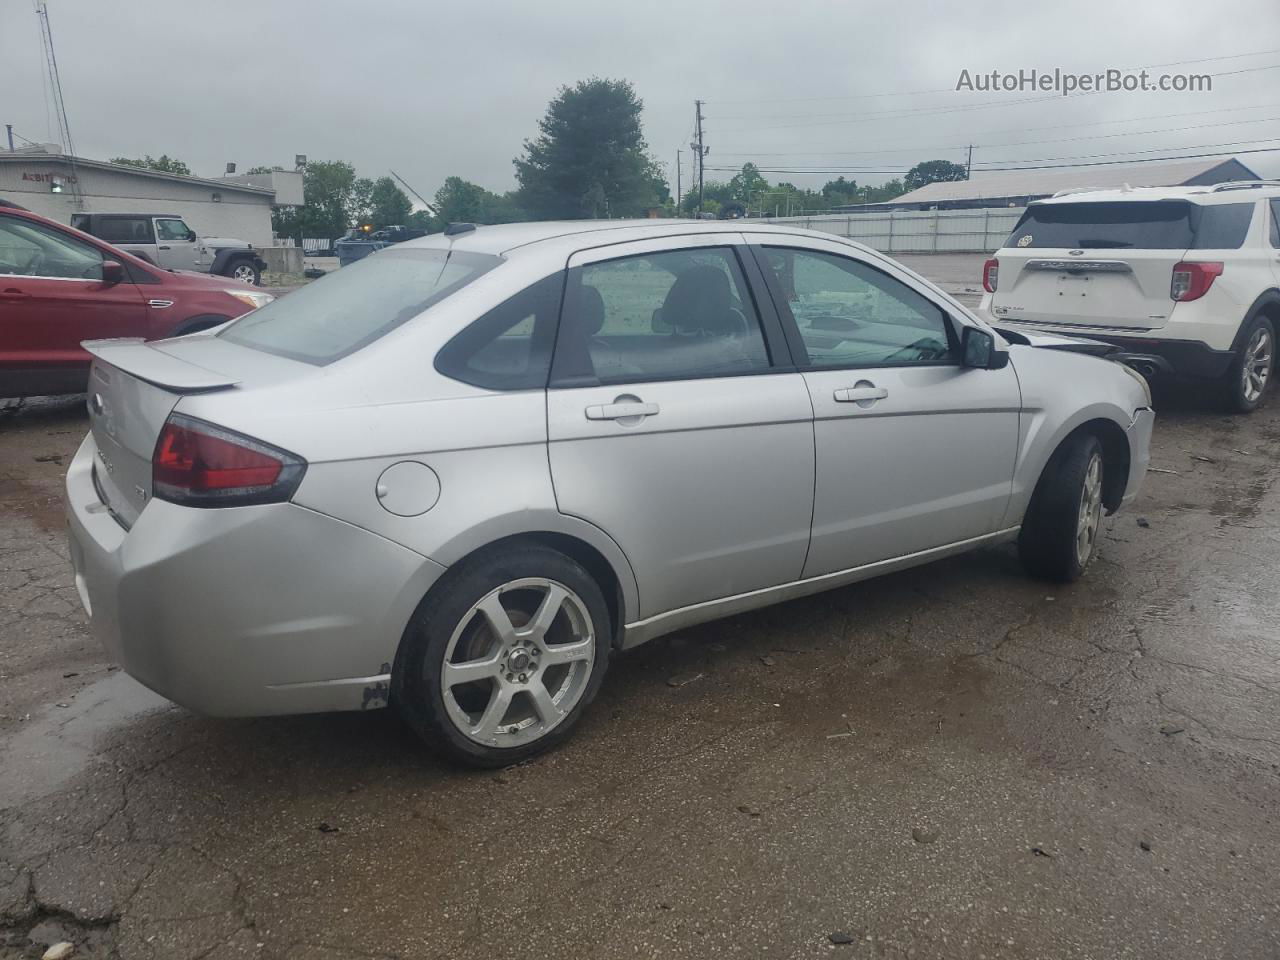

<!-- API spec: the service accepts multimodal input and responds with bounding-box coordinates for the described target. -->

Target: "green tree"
[109,154,191,176]
[434,176,528,225]
[728,163,769,205]
[863,178,906,203]
[368,177,413,228]
[269,160,361,240]
[904,160,968,192]
[515,78,666,219]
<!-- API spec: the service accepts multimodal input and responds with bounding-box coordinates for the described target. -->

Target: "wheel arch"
[167,313,232,337]
[1230,289,1280,353]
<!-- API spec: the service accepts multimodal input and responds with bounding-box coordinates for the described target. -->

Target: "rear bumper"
[996,324,1235,379]
[65,433,445,717]
[1123,408,1155,507]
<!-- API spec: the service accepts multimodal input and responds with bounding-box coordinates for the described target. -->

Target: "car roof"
[76,212,182,219]
[1032,183,1280,207]
[397,218,861,258]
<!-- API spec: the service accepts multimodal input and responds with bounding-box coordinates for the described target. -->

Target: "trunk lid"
[83,339,240,527]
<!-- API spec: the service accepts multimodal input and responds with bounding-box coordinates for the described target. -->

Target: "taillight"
[1170,261,1223,302]
[153,414,305,507]
[982,258,999,293]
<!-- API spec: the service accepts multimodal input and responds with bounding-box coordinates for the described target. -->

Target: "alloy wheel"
[231,264,256,283]
[1075,452,1103,568]
[1242,327,1272,404]
[440,578,595,748]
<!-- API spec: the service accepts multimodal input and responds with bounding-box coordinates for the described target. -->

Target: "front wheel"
[225,259,261,286]
[1019,433,1105,582]
[393,545,611,768]
[1223,315,1274,413]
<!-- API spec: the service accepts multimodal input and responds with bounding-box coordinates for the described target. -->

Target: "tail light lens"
[1170,261,1223,302]
[982,258,999,293]
[153,414,306,507]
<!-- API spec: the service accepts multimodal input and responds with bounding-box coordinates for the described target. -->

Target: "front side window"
[155,218,192,242]
[220,247,501,365]
[92,217,154,245]
[762,247,953,367]
[553,246,771,385]
[0,216,104,280]
[435,272,563,390]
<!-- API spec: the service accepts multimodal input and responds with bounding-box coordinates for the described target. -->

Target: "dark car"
[0,206,273,398]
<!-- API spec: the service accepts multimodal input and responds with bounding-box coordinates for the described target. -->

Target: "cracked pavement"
[2,376,1279,959]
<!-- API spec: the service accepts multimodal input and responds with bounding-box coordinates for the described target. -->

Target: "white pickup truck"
[70,212,267,285]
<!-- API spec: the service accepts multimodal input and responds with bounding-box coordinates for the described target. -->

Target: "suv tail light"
[982,258,999,293]
[1170,261,1223,302]
[153,414,306,507]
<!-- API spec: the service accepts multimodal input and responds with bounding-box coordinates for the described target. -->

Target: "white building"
[0,146,303,247]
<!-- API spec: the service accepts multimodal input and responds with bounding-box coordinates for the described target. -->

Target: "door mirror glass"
[186,229,198,242]
[101,260,125,285]
[961,326,1009,369]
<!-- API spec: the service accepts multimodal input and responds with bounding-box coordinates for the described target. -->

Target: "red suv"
[0,204,273,398]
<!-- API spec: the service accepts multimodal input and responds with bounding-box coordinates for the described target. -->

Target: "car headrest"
[579,283,605,338]
[662,266,736,336]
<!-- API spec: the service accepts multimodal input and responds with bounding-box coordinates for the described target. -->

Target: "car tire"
[393,544,611,768]
[225,258,261,286]
[1018,432,1105,583]
[1222,314,1274,413]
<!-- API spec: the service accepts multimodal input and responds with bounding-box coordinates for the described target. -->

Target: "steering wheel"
[882,337,947,363]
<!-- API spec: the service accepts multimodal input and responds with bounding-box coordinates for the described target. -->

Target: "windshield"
[1007,201,1195,250]
[219,247,500,364]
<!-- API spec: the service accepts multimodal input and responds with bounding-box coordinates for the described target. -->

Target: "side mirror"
[651,307,672,334]
[961,326,1009,370]
[101,260,125,285]
[186,229,198,241]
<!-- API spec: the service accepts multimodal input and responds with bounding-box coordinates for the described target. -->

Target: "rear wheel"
[393,545,610,768]
[1223,315,1274,413]
[1019,433,1105,582]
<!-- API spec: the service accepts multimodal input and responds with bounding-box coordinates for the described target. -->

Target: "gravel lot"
[2,257,1278,959]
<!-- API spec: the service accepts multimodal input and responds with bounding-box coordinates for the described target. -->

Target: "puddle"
[0,672,172,809]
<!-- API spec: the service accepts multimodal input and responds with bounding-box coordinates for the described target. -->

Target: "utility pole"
[676,149,682,216]
[693,100,706,212]
[966,144,974,181]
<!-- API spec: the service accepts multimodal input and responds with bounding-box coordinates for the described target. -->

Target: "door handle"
[157,245,171,251]
[834,385,888,404]
[0,288,30,300]
[585,401,660,421]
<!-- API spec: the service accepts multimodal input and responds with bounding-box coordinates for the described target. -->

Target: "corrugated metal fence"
[756,207,1025,254]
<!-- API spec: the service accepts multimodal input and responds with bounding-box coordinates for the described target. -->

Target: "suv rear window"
[81,216,155,245]
[219,247,500,365]
[1007,201,1194,249]
[1007,200,1255,251]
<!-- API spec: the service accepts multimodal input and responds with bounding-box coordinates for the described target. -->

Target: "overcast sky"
[3,0,1279,199]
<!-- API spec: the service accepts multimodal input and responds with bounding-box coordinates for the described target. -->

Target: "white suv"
[979,182,1280,411]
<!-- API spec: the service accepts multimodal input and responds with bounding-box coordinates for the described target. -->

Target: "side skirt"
[620,526,1021,649]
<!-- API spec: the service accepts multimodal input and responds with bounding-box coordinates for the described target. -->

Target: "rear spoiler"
[81,338,240,391]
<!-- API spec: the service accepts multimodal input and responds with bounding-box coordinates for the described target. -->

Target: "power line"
[704,143,1280,177]
[706,48,1280,105]
[710,113,1280,161]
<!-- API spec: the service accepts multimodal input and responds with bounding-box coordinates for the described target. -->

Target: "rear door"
[991,200,1193,330]
[0,213,148,390]
[545,234,815,619]
[86,216,160,265]
[153,217,202,271]
[746,234,1020,577]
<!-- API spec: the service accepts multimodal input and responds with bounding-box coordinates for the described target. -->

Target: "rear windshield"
[219,247,500,364]
[1007,200,1254,251]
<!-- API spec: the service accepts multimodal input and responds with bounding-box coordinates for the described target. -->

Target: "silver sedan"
[66,220,1153,766]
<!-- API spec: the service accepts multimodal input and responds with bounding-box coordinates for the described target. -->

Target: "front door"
[153,217,202,271]
[747,236,1021,578]
[0,213,148,392]
[546,235,815,620]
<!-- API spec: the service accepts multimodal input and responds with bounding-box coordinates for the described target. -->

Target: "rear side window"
[1271,200,1280,248]
[552,246,772,385]
[1007,201,1194,250]
[220,247,500,365]
[89,217,155,245]
[435,272,563,390]
[1189,203,1254,249]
